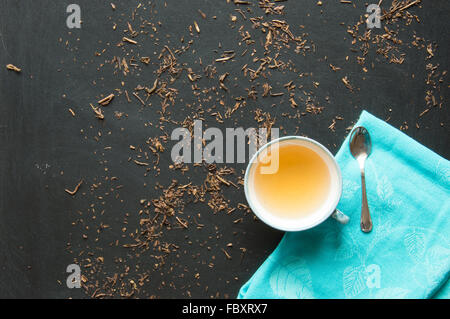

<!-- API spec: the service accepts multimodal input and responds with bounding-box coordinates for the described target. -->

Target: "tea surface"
[250,142,331,219]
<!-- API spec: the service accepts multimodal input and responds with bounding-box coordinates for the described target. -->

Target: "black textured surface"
[0,0,448,298]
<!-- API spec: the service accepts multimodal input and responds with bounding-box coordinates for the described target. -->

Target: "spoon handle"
[360,167,372,232]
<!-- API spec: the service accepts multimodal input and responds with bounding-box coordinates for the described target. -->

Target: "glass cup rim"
[244,136,343,232]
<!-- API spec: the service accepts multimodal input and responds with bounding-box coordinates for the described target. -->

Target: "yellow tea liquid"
[250,141,331,219]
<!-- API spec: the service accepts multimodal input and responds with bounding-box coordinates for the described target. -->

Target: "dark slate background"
[0,0,448,298]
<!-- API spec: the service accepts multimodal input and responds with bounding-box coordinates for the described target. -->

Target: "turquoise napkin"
[238,111,450,299]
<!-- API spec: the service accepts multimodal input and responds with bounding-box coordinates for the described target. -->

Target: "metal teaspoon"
[350,126,373,233]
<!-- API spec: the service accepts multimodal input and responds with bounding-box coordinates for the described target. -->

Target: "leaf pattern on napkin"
[434,158,450,184]
[376,175,401,210]
[404,228,450,290]
[403,230,426,262]
[425,245,450,286]
[343,265,367,298]
[269,257,314,299]
[426,245,450,264]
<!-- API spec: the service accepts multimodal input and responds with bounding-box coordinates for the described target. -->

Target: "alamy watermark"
[66,264,81,288]
[365,264,381,289]
[171,120,279,174]
[366,4,381,29]
[65,4,381,30]
[66,4,81,29]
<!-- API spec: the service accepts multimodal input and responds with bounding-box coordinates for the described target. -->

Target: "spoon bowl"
[350,127,372,161]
